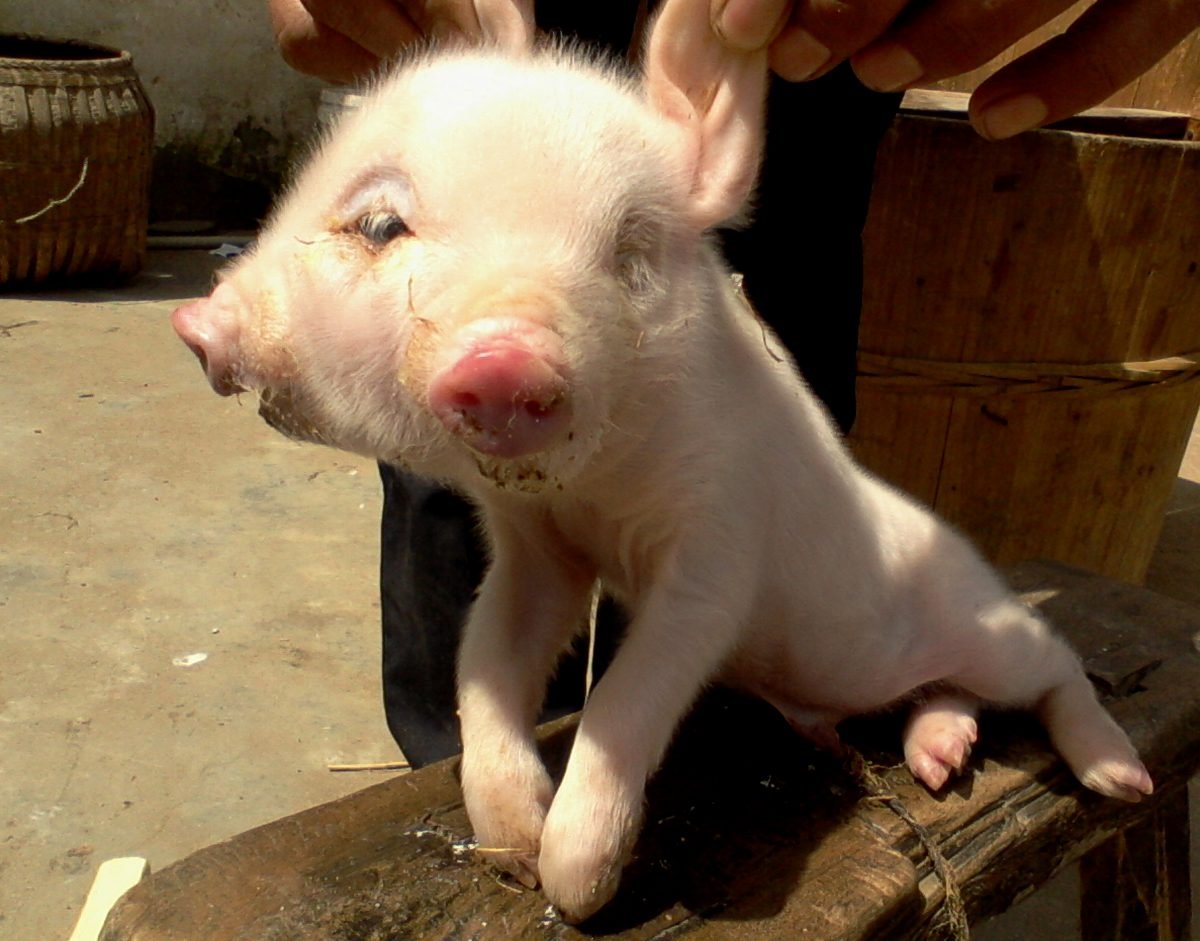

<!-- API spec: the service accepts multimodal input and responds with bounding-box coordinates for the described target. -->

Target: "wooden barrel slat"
[853,102,1200,583]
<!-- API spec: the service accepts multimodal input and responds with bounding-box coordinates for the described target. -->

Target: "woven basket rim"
[0,33,131,71]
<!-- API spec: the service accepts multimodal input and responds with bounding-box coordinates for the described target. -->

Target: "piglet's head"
[172,0,765,495]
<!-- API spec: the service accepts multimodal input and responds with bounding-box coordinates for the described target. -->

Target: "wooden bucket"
[0,34,154,286]
[850,96,1200,583]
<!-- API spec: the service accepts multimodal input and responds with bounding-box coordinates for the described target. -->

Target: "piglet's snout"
[171,286,245,397]
[428,323,572,459]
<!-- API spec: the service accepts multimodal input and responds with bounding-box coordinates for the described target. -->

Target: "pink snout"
[171,285,244,396]
[429,339,572,459]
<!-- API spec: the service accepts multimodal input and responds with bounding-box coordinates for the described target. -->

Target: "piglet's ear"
[643,0,767,232]
[477,0,535,52]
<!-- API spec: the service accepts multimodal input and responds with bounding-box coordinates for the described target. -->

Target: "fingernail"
[851,43,923,92]
[712,0,776,52]
[712,0,736,43]
[976,93,1049,140]
[771,28,831,81]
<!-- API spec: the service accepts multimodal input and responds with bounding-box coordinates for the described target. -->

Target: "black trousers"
[380,5,902,767]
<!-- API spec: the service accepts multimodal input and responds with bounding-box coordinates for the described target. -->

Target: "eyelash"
[352,210,411,246]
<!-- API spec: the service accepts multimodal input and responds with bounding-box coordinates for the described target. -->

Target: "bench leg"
[1080,785,1192,941]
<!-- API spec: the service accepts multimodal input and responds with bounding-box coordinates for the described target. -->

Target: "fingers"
[475,0,536,49]
[849,0,1078,93]
[773,0,915,80]
[710,0,791,52]
[389,0,535,46]
[712,0,1200,138]
[269,0,534,83]
[712,0,910,80]
[968,0,1200,138]
[400,0,481,41]
[273,24,381,85]
[301,0,422,58]
[267,0,419,83]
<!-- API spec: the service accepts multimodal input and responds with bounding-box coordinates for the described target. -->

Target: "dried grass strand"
[13,158,88,224]
[848,750,971,941]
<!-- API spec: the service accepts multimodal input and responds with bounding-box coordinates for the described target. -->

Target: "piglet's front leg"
[457,522,597,889]
[538,575,748,921]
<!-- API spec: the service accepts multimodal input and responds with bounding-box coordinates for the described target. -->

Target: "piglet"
[172,0,1152,922]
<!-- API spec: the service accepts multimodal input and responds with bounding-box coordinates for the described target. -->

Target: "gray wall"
[3,0,330,226]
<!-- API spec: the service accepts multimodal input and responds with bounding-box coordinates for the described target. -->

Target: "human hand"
[710,0,1200,139]
[267,0,533,84]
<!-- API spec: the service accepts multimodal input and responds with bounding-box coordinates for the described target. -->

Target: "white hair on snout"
[235,229,432,464]
[297,315,444,462]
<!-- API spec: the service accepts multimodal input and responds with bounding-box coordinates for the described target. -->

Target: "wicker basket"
[0,34,154,286]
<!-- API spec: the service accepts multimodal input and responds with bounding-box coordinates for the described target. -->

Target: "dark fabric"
[379,464,623,766]
[720,66,900,433]
[379,15,903,767]
[379,469,482,765]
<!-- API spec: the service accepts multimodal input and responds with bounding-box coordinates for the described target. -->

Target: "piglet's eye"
[355,210,410,246]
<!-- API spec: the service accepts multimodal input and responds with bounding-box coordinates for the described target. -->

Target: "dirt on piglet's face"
[256,386,332,447]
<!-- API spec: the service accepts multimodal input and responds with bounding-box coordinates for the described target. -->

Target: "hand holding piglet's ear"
[710,0,1200,139]
[645,0,769,232]
[268,0,533,84]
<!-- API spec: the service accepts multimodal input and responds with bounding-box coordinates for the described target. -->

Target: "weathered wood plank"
[101,562,1200,940]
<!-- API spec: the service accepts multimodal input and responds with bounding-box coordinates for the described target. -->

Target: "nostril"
[451,391,482,412]
[171,295,247,398]
[428,345,572,459]
[172,302,214,373]
[188,341,209,374]
[524,398,558,420]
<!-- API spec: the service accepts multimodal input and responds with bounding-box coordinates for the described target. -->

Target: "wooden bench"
[100,562,1200,940]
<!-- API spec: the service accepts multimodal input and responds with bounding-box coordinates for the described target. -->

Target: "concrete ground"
[2,249,1198,939]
